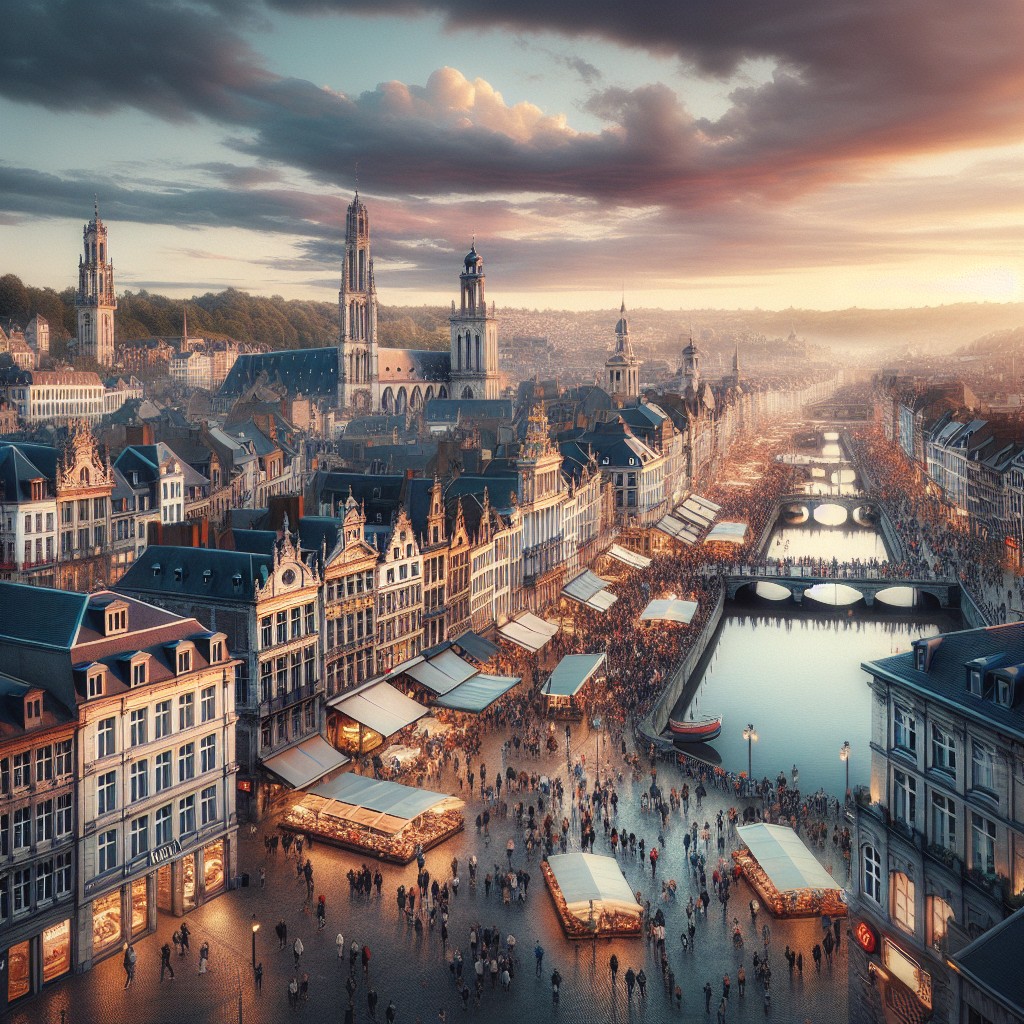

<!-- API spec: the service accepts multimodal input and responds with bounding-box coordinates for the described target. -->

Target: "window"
[971,813,997,876]
[304,603,315,634]
[35,800,52,843]
[87,670,104,698]
[154,700,171,739]
[928,895,954,952]
[178,693,194,730]
[276,611,287,644]
[200,734,216,774]
[178,795,196,836]
[55,794,72,837]
[176,649,192,675]
[13,868,31,915]
[130,816,149,859]
[891,871,915,935]
[893,769,917,829]
[200,686,216,723]
[130,708,148,747]
[98,829,118,873]
[97,717,116,758]
[55,851,71,896]
[97,770,117,815]
[155,804,172,845]
[931,725,956,775]
[971,740,996,794]
[931,792,957,851]
[13,751,30,788]
[893,705,916,754]
[130,760,149,802]
[132,660,147,687]
[13,807,31,849]
[260,661,273,703]
[55,740,72,776]
[35,744,53,783]
[211,639,223,663]
[201,786,217,826]
[178,743,195,783]
[291,606,301,639]
[155,751,172,792]
[260,616,272,649]
[36,858,54,903]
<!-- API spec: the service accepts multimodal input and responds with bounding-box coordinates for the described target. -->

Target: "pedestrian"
[368,986,379,1019]
[259,866,266,889]
[123,943,136,989]
[255,962,263,992]
[625,967,636,1000]
[737,966,745,996]
[534,942,544,976]
[337,932,345,960]
[704,981,713,1013]
[797,952,803,975]
[160,941,175,981]
[812,943,822,972]
[317,895,327,930]
[386,999,397,1023]
[722,973,730,1000]
[277,919,288,949]
[637,968,647,999]
[180,921,191,956]
[293,936,304,967]
[199,941,210,974]
[362,944,372,975]
[717,997,727,1024]
[551,968,561,1004]
[675,984,683,1010]
[609,953,619,985]
[288,976,299,1010]
[300,971,309,1002]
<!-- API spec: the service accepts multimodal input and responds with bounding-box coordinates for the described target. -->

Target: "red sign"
[237,779,253,793]
[854,921,878,955]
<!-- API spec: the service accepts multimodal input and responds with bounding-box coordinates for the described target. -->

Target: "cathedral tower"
[681,335,701,391]
[75,199,116,367]
[605,300,640,400]
[449,243,500,400]
[338,192,379,412]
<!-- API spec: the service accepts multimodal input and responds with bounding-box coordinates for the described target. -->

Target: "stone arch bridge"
[725,567,959,608]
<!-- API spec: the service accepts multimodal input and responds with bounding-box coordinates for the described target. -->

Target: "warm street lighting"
[743,723,758,780]
[840,740,851,801]
[251,914,260,970]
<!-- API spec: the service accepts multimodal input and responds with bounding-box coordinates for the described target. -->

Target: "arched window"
[862,845,881,903]
[462,386,473,400]
[80,467,90,485]
[891,870,915,934]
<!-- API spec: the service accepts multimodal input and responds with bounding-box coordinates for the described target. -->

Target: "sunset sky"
[2,0,1023,311]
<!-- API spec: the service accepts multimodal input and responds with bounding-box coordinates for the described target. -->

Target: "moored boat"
[668,715,723,742]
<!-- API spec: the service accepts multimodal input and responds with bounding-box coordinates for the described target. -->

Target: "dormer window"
[177,649,192,675]
[915,647,926,672]
[174,567,183,581]
[87,669,105,698]
[104,602,129,636]
[211,639,224,663]
[969,669,982,696]
[995,677,1011,706]
[152,562,161,576]
[202,570,212,585]
[24,694,42,727]
[231,573,243,589]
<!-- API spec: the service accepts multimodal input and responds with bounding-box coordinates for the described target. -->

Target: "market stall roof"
[261,735,350,789]
[435,673,521,713]
[705,521,748,545]
[328,680,428,736]
[679,499,716,525]
[605,544,652,570]
[689,494,722,514]
[654,513,701,544]
[562,569,618,613]
[454,630,499,664]
[307,773,456,835]
[544,653,607,697]
[546,853,642,918]
[736,823,840,892]
[402,649,478,695]
[498,611,559,652]
[639,598,699,624]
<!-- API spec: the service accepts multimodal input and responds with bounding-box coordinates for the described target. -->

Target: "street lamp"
[742,723,758,781]
[251,914,260,970]
[840,741,851,802]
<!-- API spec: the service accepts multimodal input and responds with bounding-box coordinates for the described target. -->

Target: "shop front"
[1,914,73,1010]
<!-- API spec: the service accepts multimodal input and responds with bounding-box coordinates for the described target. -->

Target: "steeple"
[450,240,500,400]
[606,299,639,400]
[75,199,116,367]
[338,189,379,413]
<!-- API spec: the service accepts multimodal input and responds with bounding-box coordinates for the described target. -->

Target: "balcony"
[924,843,963,876]
[258,679,317,715]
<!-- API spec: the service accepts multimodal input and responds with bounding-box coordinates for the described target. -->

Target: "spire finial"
[93,195,99,220]
[354,160,359,198]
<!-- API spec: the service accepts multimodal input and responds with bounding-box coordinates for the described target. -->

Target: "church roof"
[377,349,452,383]
[423,399,513,423]
[217,346,339,399]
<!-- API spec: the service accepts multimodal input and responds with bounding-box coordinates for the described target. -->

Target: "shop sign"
[149,839,182,866]
[854,920,878,955]
[237,779,253,793]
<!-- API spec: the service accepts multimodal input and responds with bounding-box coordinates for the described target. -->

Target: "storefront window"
[157,864,172,913]
[91,889,122,956]
[131,878,148,937]
[42,919,70,983]
[203,840,224,896]
[182,853,196,911]
[7,940,30,1002]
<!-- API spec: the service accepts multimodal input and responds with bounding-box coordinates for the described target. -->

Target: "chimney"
[126,423,154,446]
[268,494,303,532]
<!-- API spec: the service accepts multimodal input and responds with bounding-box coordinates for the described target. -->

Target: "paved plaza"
[10,724,849,1024]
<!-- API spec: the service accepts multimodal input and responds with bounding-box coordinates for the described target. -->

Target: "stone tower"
[338,191,379,413]
[75,199,116,367]
[449,243,500,400]
[606,300,640,400]
[681,335,701,391]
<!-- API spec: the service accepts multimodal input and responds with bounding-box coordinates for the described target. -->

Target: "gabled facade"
[374,507,423,673]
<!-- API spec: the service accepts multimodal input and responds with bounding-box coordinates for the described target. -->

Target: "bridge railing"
[727,564,953,583]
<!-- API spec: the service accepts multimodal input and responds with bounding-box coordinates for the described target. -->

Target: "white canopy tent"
[544,853,643,934]
[261,735,350,790]
[639,598,699,624]
[736,823,840,892]
[543,653,607,697]
[562,570,618,613]
[329,680,428,738]
[689,494,722,515]
[705,521,748,545]
[498,612,559,652]
[306,774,457,835]
[605,544,652,570]
[654,513,701,545]
[434,673,521,713]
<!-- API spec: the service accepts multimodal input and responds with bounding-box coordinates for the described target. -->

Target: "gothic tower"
[338,192,379,412]
[75,199,116,367]
[605,300,640,400]
[681,334,701,391]
[449,243,500,400]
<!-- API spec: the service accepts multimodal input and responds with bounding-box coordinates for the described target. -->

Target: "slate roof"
[423,399,513,423]
[0,583,89,649]
[0,674,76,739]
[116,545,274,604]
[863,621,1024,738]
[950,905,1024,1016]
[0,441,59,484]
[573,418,660,468]
[218,346,339,399]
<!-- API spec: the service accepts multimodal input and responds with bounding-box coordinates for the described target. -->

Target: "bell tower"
[449,243,500,400]
[75,198,116,367]
[681,335,701,391]
[338,191,379,412]
[606,300,640,400]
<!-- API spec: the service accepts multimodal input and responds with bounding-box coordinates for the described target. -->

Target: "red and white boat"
[668,715,723,742]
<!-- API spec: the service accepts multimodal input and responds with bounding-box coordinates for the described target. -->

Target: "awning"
[544,653,607,697]
[562,570,618,613]
[736,823,841,892]
[328,680,427,736]
[676,504,713,528]
[402,649,478,695]
[307,773,457,835]
[639,598,699,624]
[498,612,559,652]
[454,630,499,664]
[261,735,350,790]
[605,544,652,570]
[705,521,748,544]
[435,674,521,713]
[689,494,722,514]
[545,853,643,919]
[654,513,701,544]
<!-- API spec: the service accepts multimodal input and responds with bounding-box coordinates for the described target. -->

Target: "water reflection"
[767,524,888,562]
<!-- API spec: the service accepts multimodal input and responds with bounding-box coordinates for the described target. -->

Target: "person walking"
[293,936,304,968]
[317,895,327,930]
[550,968,562,1004]
[737,966,746,996]
[255,962,263,992]
[277,919,288,950]
[812,943,822,972]
[336,932,345,961]
[123,943,136,989]
[180,921,191,957]
[637,968,648,999]
[704,981,713,1013]
[534,942,544,977]
[288,976,299,1010]
[625,967,636,1000]
[385,1000,397,1023]
[367,986,379,1019]
[609,953,619,986]
[160,941,175,981]
[722,973,730,1001]
[198,941,210,974]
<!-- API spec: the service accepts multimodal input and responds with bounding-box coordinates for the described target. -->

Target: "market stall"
[498,611,559,652]
[562,569,617,612]
[654,511,701,545]
[542,653,606,719]
[453,630,500,665]
[732,823,847,918]
[542,853,643,939]
[639,597,699,624]
[434,673,521,713]
[705,521,749,545]
[604,544,652,571]
[261,735,350,789]
[281,773,464,864]
[327,679,428,755]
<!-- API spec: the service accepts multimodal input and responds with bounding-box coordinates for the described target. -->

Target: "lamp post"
[742,723,758,782]
[251,914,259,970]
[840,741,851,802]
